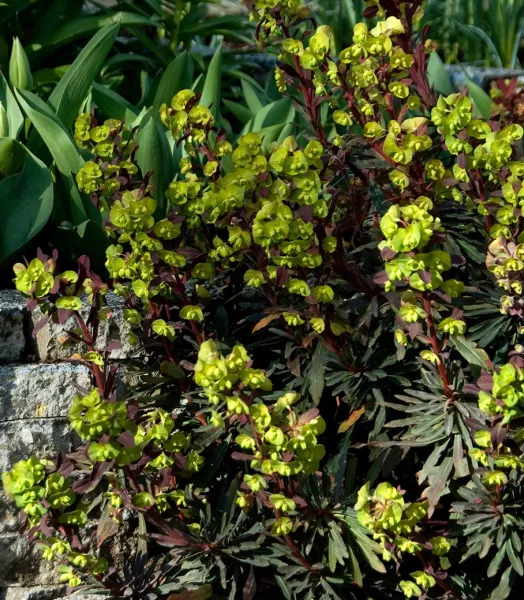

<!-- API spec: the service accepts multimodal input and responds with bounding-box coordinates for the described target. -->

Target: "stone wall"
[0,291,129,600]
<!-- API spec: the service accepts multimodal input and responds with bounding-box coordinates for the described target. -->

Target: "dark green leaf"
[466,77,493,119]
[92,82,138,120]
[0,143,53,263]
[427,52,454,95]
[136,114,173,216]
[15,88,83,175]
[200,45,223,121]
[450,335,491,369]
[0,71,24,139]
[48,23,119,128]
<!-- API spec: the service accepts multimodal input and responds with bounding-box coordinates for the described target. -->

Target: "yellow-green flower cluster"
[13,258,55,297]
[237,395,326,478]
[399,572,436,598]
[478,363,524,423]
[75,394,200,477]
[3,455,108,587]
[486,214,524,319]
[108,189,157,233]
[194,341,326,478]
[74,114,138,196]
[194,340,272,401]
[2,457,50,522]
[469,428,523,487]
[74,113,129,158]
[13,258,85,312]
[164,130,327,277]
[355,482,432,560]
[160,89,214,143]
[244,0,306,39]
[68,389,128,441]
[379,199,465,326]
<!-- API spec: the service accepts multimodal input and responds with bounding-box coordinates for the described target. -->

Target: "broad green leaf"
[347,541,364,587]
[462,24,503,68]
[0,70,23,138]
[450,335,491,369]
[136,114,173,216]
[274,575,293,599]
[101,52,156,75]
[92,82,138,120]
[488,543,509,579]
[242,79,265,116]
[223,99,252,125]
[152,51,194,116]
[466,78,493,119]
[241,98,295,135]
[506,540,524,576]
[15,88,84,175]
[48,23,119,128]
[427,52,454,96]
[0,142,53,263]
[56,173,101,227]
[28,12,159,55]
[200,45,223,121]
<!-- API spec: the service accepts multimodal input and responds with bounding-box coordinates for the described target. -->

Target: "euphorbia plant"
[4,0,524,598]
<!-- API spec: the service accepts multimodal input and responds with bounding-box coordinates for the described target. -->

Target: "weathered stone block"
[0,534,58,587]
[0,364,91,422]
[0,419,73,472]
[0,491,19,534]
[0,291,28,363]
[34,293,134,362]
[0,585,65,600]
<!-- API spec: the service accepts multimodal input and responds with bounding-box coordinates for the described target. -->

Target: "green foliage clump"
[4,1,524,599]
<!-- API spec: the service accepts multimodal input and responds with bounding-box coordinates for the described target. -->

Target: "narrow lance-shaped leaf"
[48,22,119,128]
[0,71,24,139]
[136,113,173,217]
[15,88,84,176]
[200,45,223,121]
[27,12,159,55]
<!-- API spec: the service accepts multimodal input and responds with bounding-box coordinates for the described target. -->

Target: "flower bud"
[9,38,33,90]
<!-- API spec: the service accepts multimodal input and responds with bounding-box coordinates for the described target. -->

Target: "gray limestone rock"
[0,586,65,600]
[0,291,28,363]
[33,293,134,362]
[0,534,58,587]
[0,419,73,471]
[0,364,90,421]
